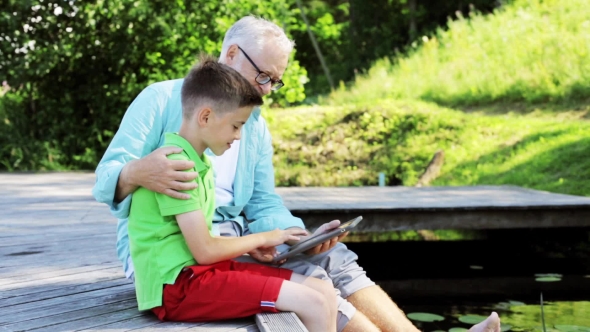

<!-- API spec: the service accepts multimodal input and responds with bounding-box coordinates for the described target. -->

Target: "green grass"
[324,0,590,106]
[266,100,590,196]
[268,0,590,196]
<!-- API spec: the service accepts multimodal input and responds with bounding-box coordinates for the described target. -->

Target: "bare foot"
[468,312,501,332]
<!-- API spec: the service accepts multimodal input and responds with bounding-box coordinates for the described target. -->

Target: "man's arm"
[243,118,306,233]
[176,210,305,265]
[92,85,198,219]
[114,147,197,202]
[243,117,346,254]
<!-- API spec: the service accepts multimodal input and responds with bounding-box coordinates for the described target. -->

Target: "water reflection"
[344,228,590,331]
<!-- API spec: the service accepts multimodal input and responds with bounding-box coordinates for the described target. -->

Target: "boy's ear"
[197,107,212,126]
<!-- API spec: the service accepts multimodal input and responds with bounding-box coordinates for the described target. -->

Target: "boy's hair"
[181,54,263,119]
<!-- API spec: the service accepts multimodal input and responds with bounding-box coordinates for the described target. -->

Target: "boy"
[127,56,337,332]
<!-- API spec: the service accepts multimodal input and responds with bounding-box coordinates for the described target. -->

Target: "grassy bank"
[266,101,590,196]
[325,0,590,106]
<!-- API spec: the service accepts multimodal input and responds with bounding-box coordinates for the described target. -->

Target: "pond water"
[344,227,590,331]
[401,299,590,331]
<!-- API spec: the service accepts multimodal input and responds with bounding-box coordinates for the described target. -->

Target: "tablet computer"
[272,216,363,263]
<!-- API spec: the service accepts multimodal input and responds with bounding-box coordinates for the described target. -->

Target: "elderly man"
[93,16,500,332]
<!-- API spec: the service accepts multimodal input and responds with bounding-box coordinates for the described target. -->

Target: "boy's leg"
[234,252,357,331]
[288,273,339,332]
[152,260,335,332]
[228,261,337,332]
[276,274,336,332]
[152,261,292,322]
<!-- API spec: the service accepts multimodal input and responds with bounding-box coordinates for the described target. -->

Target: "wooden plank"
[0,240,114,263]
[0,225,110,239]
[0,278,130,308]
[0,237,113,254]
[298,207,590,231]
[0,264,121,290]
[277,185,590,210]
[2,299,140,331]
[0,286,136,324]
[0,228,113,248]
[0,267,123,297]
[133,321,209,332]
[0,283,133,317]
[0,262,120,286]
[76,314,161,332]
[184,319,258,332]
[0,250,116,272]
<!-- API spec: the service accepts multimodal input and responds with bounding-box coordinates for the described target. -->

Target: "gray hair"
[220,16,295,60]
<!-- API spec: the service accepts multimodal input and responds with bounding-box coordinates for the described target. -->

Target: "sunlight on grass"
[325,0,590,106]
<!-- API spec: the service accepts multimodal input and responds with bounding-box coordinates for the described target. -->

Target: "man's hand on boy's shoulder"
[132,146,199,199]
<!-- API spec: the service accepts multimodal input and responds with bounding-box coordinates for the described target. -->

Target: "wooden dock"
[0,173,258,331]
[277,186,590,231]
[1,172,589,331]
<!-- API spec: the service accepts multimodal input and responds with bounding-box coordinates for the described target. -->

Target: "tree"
[0,0,308,170]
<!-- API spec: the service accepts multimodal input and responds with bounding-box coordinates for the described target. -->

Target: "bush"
[267,101,465,186]
[0,0,308,170]
[266,101,590,196]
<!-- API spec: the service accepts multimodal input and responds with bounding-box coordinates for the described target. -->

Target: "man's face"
[228,44,289,96]
[204,106,253,156]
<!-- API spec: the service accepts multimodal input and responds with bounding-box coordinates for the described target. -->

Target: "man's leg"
[341,310,381,332]
[298,242,420,332]
[347,285,419,332]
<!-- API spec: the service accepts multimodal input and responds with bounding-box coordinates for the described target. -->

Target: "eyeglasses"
[237,46,284,91]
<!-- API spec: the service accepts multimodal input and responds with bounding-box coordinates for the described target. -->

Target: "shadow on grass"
[453,99,590,119]
[442,134,590,196]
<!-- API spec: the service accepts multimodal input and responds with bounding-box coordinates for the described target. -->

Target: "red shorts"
[151,260,293,322]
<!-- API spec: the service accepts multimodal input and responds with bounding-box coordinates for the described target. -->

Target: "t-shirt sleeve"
[155,151,203,217]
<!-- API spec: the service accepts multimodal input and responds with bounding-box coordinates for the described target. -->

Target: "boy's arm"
[176,211,305,265]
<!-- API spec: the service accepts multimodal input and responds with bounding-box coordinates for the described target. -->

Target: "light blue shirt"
[92,79,305,273]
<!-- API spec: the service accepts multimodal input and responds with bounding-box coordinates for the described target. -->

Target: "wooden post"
[408,0,417,41]
[415,149,444,187]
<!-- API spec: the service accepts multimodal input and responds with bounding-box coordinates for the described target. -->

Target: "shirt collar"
[164,133,210,177]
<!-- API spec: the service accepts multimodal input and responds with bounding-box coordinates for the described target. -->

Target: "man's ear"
[224,44,239,65]
[197,107,212,127]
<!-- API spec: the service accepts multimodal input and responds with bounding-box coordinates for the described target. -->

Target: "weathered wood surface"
[0,172,258,332]
[276,185,590,230]
[1,172,589,331]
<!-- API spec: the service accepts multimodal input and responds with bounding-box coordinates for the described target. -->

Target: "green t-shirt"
[128,133,215,310]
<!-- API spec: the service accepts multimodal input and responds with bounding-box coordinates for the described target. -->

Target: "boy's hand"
[261,228,307,248]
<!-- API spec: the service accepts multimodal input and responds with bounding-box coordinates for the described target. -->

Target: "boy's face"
[204,106,253,156]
